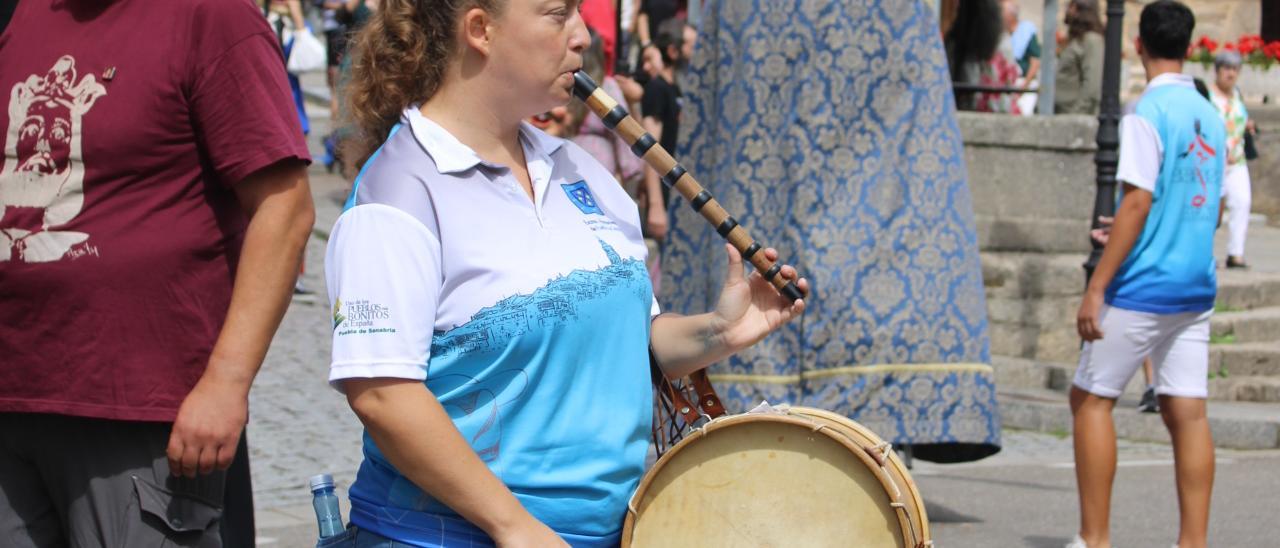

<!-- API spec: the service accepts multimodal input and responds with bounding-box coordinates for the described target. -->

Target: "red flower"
[1197,36,1218,52]
[1238,35,1265,55]
[1265,41,1280,61]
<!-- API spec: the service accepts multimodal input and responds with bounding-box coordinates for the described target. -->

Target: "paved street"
[916,436,1280,546]
[250,105,1280,546]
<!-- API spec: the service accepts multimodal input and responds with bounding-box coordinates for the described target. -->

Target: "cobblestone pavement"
[248,158,362,514]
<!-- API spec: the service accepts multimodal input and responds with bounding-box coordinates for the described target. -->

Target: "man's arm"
[640,115,667,240]
[636,12,651,46]
[1077,183,1151,341]
[167,160,315,477]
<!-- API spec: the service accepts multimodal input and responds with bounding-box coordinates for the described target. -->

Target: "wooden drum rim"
[787,408,932,546]
[622,408,931,548]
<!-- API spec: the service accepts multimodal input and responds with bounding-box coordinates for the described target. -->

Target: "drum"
[622,406,931,547]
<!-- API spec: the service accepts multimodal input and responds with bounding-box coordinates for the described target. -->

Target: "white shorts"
[1074,305,1213,399]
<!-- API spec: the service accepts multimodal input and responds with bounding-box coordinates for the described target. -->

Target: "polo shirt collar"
[404,107,566,175]
[1147,72,1194,90]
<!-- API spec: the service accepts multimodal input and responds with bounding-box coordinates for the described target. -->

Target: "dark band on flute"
[570,70,806,303]
[630,133,658,157]
[762,263,782,281]
[601,106,627,129]
[661,165,687,188]
[716,217,738,237]
[689,190,712,212]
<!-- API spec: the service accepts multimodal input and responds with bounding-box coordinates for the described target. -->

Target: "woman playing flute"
[323,0,807,545]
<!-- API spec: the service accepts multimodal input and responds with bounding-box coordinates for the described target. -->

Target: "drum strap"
[686,370,726,419]
[652,364,702,425]
[649,356,728,426]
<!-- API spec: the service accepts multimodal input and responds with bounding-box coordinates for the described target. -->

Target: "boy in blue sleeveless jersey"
[1068,2,1224,548]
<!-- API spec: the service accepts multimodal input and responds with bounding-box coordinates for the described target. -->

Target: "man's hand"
[1077,289,1106,342]
[167,372,250,477]
[1090,215,1114,246]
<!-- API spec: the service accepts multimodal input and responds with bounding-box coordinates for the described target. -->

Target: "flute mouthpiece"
[571,71,598,101]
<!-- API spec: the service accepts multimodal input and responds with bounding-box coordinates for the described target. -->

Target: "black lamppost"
[1084,0,1127,280]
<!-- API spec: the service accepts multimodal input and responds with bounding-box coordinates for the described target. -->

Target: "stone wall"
[957,112,1096,253]
[1249,105,1280,221]
[958,112,1098,362]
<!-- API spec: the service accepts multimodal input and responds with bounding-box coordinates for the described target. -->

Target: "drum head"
[625,412,910,547]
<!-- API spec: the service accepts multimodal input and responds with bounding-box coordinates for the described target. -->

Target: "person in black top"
[637,0,680,52]
[639,18,695,241]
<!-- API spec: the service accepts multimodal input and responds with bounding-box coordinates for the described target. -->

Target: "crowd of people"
[943,0,1106,115]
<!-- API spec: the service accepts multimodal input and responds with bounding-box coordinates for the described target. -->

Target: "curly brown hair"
[342,0,504,169]
[1066,0,1105,41]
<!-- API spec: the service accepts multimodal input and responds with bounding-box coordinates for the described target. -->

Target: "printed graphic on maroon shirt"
[0,0,310,422]
[1,55,105,262]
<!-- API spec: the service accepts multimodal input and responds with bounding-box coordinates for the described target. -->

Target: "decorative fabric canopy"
[663,0,1001,463]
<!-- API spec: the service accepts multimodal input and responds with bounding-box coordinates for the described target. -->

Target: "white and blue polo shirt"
[325,108,657,546]
[1109,73,1227,314]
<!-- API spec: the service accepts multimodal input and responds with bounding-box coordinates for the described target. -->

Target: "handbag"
[285,27,327,74]
[1239,86,1259,161]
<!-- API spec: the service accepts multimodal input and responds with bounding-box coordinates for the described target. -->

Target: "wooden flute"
[570,71,806,303]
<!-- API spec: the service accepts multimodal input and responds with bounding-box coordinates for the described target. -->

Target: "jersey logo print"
[1,55,106,262]
[1178,118,1217,209]
[560,180,603,215]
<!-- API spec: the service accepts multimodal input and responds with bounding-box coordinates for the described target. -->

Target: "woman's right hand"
[492,516,570,548]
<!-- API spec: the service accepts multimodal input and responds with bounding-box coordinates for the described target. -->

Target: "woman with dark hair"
[1054,0,1105,114]
[326,0,806,545]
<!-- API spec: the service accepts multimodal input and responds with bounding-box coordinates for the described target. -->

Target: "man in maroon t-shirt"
[0,0,314,545]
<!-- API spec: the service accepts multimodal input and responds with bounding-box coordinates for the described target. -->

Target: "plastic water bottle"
[309,473,344,538]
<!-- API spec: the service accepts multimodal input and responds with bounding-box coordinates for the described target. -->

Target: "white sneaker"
[1064,535,1119,548]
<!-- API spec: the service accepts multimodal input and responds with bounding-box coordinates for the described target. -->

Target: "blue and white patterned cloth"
[663,0,1001,463]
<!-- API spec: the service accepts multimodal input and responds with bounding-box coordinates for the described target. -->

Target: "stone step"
[981,252,1280,309]
[982,252,1085,300]
[988,322,1079,364]
[1217,270,1280,311]
[1212,342,1280,377]
[1211,306,1280,344]
[998,387,1280,449]
[976,216,1091,254]
[993,354,1280,403]
[1208,376,1280,403]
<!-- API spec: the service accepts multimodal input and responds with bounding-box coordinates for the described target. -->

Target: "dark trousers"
[0,413,255,547]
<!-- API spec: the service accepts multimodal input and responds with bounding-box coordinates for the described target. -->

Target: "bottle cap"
[309,473,335,492]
